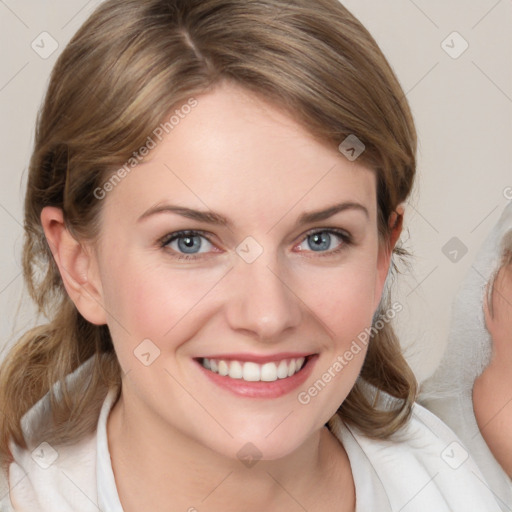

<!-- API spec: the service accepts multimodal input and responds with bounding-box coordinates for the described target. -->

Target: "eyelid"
[159,227,353,260]
[292,227,352,257]
[159,229,212,246]
[299,226,352,244]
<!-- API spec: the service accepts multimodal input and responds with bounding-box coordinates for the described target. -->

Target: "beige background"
[0,0,511,381]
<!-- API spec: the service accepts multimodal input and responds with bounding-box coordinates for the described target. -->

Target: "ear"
[374,204,404,309]
[40,206,107,325]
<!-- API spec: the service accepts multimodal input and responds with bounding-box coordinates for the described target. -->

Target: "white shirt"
[0,361,505,511]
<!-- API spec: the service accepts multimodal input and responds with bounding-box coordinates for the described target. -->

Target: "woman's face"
[92,81,392,460]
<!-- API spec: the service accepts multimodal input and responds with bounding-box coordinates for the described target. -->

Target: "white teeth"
[287,359,297,377]
[277,360,288,379]
[229,360,243,379]
[218,360,229,376]
[261,362,278,382]
[243,362,260,382]
[200,356,307,382]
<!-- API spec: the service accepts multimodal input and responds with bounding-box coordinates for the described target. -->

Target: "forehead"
[101,82,377,227]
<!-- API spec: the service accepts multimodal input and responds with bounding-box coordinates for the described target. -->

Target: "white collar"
[94,387,391,512]
[96,387,125,511]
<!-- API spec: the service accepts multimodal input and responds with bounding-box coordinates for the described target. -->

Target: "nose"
[224,253,303,342]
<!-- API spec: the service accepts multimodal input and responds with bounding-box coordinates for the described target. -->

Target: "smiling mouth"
[198,356,311,382]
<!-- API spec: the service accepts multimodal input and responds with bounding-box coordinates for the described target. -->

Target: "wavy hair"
[0,0,418,469]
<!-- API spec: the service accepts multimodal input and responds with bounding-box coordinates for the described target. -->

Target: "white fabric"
[0,355,505,511]
[420,201,512,509]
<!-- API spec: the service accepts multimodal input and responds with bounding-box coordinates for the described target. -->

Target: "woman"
[0,0,503,510]
[474,229,512,478]
[421,201,512,509]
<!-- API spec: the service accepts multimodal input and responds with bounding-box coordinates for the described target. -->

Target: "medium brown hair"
[0,0,418,469]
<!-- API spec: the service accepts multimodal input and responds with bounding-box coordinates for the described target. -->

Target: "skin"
[41,81,402,511]
[473,261,512,478]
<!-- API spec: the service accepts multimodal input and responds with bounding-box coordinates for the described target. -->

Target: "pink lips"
[195,354,318,399]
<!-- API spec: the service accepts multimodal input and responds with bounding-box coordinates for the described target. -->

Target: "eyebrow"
[137,201,369,227]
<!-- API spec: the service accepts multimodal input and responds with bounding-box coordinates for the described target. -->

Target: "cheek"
[100,253,226,346]
[295,258,380,337]
[297,262,378,411]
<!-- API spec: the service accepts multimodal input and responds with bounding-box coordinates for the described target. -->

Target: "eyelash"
[158,228,353,261]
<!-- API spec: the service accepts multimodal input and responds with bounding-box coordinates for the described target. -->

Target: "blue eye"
[159,228,351,261]
[160,230,214,260]
[296,229,351,256]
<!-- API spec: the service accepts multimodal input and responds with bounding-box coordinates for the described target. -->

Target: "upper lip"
[197,352,314,363]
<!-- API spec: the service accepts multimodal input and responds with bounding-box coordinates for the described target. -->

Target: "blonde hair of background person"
[0,0,503,510]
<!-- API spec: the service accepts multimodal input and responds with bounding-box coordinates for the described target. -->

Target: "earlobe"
[374,205,405,310]
[388,204,404,249]
[379,204,404,268]
[40,206,107,325]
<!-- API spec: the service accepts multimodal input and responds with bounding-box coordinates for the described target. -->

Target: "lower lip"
[195,355,318,399]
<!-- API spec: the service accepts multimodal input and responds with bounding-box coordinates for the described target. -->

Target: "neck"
[107,389,354,512]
